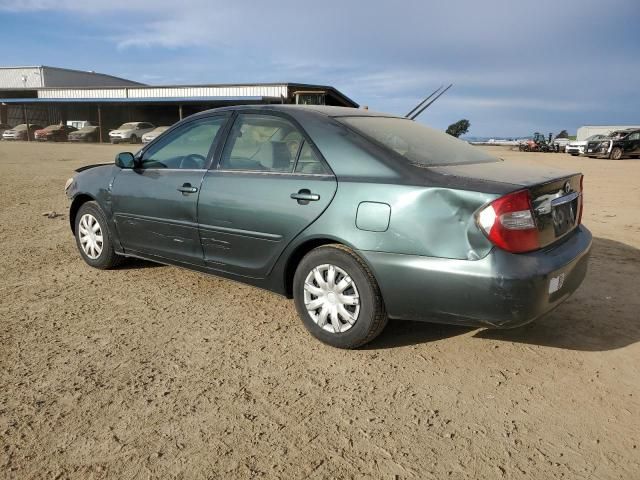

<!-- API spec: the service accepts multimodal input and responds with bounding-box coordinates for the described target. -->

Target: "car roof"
[193,104,400,120]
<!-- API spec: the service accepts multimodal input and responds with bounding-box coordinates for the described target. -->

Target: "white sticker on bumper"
[549,273,566,294]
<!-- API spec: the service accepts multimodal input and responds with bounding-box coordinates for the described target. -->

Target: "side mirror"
[115,152,136,169]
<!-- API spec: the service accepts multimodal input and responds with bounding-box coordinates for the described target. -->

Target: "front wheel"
[293,244,387,349]
[74,201,123,269]
[610,147,623,160]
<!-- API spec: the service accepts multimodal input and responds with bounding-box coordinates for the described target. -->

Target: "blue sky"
[1,0,638,137]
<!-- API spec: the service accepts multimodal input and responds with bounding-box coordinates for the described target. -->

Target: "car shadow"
[367,237,640,352]
[363,321,472,350]
[116,258,163,270]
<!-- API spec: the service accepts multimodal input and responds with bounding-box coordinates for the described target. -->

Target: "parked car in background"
[65,105,591,349]
[2,124,43,141]
[0,123,11,139]
[67,120,93,130]
[142,126,171,144]
[552,137,570,152]
[585,129,640,159]
[565,134,606,156]
[109,122,155,144]
[35,124,77,142]
[68,126,100,143]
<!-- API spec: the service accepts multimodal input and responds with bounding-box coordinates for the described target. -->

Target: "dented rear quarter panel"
[302,181,499,260]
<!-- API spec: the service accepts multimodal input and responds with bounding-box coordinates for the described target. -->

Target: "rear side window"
[294,141,328,174]
[339,116,497,166]
[220,114,302,172]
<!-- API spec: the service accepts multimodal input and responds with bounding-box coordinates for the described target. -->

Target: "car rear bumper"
[359,225,592,328]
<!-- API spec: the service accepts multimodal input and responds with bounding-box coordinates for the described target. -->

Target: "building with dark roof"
[0,66,358,142]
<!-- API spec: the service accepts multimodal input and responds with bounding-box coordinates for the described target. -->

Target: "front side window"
[140,116,225,169]
[339,116,498,166]
[220,114,303,172]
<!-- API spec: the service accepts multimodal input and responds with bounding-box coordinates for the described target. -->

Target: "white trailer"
[577,125,640,141]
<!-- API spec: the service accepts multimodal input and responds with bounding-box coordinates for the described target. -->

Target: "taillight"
[477,190,540,253]
[578,174,584,224]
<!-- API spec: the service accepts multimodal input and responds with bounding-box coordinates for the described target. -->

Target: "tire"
[293,244,387,349]
[130,134,138,144]
[74,201,124,269]
[610,147,623,160]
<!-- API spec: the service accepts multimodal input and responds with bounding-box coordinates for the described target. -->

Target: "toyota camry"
[65,105,591,348]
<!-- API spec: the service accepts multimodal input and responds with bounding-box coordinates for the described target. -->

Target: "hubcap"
[303,264,360,333]
[78,213,103,259]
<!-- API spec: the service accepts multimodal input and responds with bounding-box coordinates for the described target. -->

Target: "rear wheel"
[610,147,623,160]
[293,244,387,349]
[74,201,123,269]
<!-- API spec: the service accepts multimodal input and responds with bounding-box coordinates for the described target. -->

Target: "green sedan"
[65,105,591,348]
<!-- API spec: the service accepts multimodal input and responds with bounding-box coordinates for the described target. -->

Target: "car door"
[197,112,337,278]
[111,114,228,266]
[627,132,640,155]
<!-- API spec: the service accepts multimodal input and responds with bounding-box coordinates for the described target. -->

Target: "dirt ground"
[0,141,638,479]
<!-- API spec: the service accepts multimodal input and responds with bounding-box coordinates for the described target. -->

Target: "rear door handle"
[178,183,198,194]
[291,189,320,204]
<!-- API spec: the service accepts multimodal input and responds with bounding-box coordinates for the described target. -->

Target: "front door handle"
[178,183,198,194]
[291,189,320,205]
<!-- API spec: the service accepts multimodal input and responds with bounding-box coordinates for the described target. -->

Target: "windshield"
[13,124,27,131]
[44,125,61,131]
[118,123,138,130]
[152,126,170,133]
[586,134,604,141]
[338,116,497,166]
[78,126,96,133]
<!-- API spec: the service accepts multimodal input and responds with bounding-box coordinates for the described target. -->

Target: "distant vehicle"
[34,124,77,142]
[65,105,591,349]
[68,126,100,143]
[109,122,155,144]
[565,134,606,156]
[518,132,558,152]
[2,124,43,141]
[142,126,171,144]
[552,137,571,152]
[67,120,93,130]
[585,129,640,160]
[0,123,10,138]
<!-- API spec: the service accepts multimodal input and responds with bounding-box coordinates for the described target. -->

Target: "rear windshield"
[339,116,497,166]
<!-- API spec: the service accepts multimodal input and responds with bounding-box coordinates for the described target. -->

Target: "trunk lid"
[432,160,583,249]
